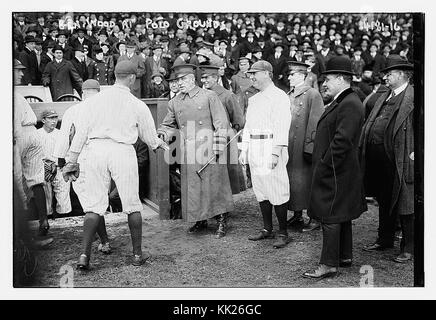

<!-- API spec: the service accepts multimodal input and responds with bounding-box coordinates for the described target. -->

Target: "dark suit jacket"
[359,85,414,216]
[70,57,89,82]
[308,87,367,223]
[18,47,39,85]
[267,53,288,91]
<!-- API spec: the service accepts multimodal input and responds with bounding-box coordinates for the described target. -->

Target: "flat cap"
[114,61,137,75]
[247,60,273,73]
[82,79,100,91]
[41,109,58,118]
[14,59,26,69]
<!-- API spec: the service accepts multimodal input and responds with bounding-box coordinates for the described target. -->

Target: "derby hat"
[322,56,354,75]
[381,54,413,73]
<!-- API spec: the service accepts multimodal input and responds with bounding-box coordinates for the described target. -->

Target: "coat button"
[300,102,303,105]
[199,121,203,125]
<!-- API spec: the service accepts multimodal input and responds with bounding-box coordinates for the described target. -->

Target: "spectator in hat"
[285,61,324,232]
[251,46,264,64]
[157,63,234,238]
[389,36,402,55]
[362,76,389,120]
[267,42,288,92]
[18,35,39,85]
[303,56,366,279]
[34,38,44,84]
[316,39,334,73]
[364,43,386,77]
[360,55,415,264]
[173,47,192,67]
[82,44,97,79]
[343,39,353,58]
[231,56,252,95]
[144,43,169,97]
[241,30,257,57]
[357,63,375,99]
[117,41,146,98]
[200,65,246,197]
[39,40,55,78]
[71,45,89,82]
[92,47,112,85]
[351,47,366,79]
[303,52,320,91]
[42,44,83,101]
[159,72,180,100]
[229,32,241,64]
[56,30,73,60]
[334,44,347,57]
[149,73,169,98]
[26,25,40,39]
[70,27,92,55]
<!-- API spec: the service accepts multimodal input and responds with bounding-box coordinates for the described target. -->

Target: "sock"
[82,212,101,258]
[259,201,273,232]
[274,203,288,236]
[31,184,48,227]
[96,216,109,244]
[128,211,143,256]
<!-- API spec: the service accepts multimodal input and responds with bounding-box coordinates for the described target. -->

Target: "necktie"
[387,90,396,101]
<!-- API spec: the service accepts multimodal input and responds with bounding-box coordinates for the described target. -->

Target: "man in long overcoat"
[360,55,415,263]
[285,61,324,230]
[117,41,146,98]
[157,64,234,238]
[303,56,367,279]
[200,65,246,195]
[42,45,83,101]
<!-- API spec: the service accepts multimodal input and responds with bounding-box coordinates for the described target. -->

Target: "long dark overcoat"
[42,59,83,101]
[359,85,414,216]
[308,87,367,224]
[287,85,324,211]
[158,86,234,222]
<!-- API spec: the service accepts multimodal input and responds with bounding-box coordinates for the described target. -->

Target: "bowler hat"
[73,44,84,52]
[274,42,285,49]
[171,63,197,79]
[82,79,100,91]
[381,54,413,73]
[114,61,137,75]
[57,29,68,37]
[99,30,108,37]
[126,40,137,48]
[116,40,127,50]
[24,35,36,43]
[322,56,354,75]
[94,47,103,54]
[75,27,86,33]
[53,44,64,53]
[247,60,273,73]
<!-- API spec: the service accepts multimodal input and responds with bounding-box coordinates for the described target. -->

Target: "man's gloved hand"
[62,162,80,182]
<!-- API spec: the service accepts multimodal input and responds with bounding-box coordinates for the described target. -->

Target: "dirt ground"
[29,188,413,288]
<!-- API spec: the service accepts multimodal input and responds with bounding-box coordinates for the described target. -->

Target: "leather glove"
[62,162,80,182]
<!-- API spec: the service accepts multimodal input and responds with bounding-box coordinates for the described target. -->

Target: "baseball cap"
[114,61,137,75]
[246,60,273,73]
[41,109,58,118]
[82,79,100,91]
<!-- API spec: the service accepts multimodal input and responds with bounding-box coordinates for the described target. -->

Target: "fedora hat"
[381,54,413,73]
[322,56,354,76]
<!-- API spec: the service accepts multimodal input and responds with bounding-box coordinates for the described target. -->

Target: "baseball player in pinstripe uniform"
[63,61,166,270]
[38,109,72,217]
[13,59,50,237]
[239,60,292,249]
[53,79,112,254]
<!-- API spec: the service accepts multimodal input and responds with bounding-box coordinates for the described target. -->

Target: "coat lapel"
[393,85,414,136]
[317,87,354,124]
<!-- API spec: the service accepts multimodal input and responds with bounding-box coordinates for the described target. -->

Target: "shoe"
[77,254,90,270]
[339,259,353,268]
[188,220,208,233]
[393,252,413,263]
[132,254,148,266]
[98,242,112,254]
[302,219,320,232]
[248,229,274,241]
[287,213,304,228]
[32,237,54,250]
[302,264,338,279]
[273,234,291,248]
[362,242,393,252]
[38,224,50,237]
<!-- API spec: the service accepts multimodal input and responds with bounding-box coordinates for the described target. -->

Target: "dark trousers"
[320,221,352,267]
[400,214,414,254]
[366,143,397,247]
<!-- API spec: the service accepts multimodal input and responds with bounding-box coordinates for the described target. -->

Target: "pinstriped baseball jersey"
[38,127,71,214]
[68,83,160,215]
[241,83,291,205]
[14,92,44,188]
